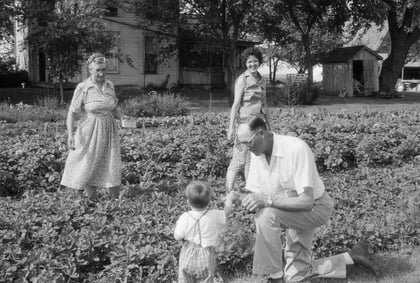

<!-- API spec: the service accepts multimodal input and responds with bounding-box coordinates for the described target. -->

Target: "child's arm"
[224,191,240,217]
[174,214,186,241]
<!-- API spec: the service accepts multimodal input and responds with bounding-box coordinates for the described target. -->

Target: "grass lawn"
[189,92,420,113]
[227,246,420,283]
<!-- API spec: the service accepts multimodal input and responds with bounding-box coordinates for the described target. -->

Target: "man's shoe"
[267,277,284,283]
[348,240,379,276]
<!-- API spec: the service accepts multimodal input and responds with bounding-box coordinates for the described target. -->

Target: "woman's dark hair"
[186,181,211,209]
[242,47,263,66]
[249,116,267,131]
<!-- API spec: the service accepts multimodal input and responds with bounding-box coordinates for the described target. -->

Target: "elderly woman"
[226,47,272,191]
[60,53,122,200]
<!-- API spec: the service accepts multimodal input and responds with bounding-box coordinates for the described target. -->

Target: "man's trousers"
[252,191,349,282]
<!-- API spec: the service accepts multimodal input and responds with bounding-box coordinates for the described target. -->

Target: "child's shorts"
[178,241,216,283]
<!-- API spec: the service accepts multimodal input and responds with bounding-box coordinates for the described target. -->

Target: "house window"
[107,33,120,73]
[105,6,118,17]
[145,36,157,74]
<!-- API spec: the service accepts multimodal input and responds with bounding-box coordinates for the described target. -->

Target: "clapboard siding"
[21,7,178,87]
[321,47,381,96]
[73,13,179,87]
[323,63,353,96]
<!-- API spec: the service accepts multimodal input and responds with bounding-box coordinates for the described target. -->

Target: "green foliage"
[23,0,117,103]
[1,108,420,281]
[0,166,418,281]
[349,0,420,93]
[35,94,60,108]
[179,0,260,99]
[0,56,16,73]
[0,70,28,87]
[0,0,15,39]
[255,0,349,82]
[25,0,116,79]
[271,81,321,106]
[0,102,66,123]
[120,93,190,117]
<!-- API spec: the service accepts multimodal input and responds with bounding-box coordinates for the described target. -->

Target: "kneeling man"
[236,117,378,282]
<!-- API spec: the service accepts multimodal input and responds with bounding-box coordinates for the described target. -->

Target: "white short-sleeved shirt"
[174,209,226,248]
[246,134,325,199]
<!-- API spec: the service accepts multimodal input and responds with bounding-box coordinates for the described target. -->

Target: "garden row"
[1,109,419,281]
[2,109,420,196]
[1,165,418,282]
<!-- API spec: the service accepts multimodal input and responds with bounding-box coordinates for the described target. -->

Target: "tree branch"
[401,5,414,29]
[381,0,397,10]
[287,3,305,36]
[408,27,420,46]
[387,7,399,35]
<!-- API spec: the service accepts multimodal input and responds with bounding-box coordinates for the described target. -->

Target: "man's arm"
[242,187,315,212]
[271,187,314,211]
[224,191,241,217]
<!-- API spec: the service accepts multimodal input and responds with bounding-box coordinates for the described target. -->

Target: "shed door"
[364,60,378,94]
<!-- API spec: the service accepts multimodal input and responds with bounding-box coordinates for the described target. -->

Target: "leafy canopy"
[24,0,116,82]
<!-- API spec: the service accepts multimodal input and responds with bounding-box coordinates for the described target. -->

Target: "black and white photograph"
[1,0,419,282]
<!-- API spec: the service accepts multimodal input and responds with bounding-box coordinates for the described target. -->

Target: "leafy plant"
[0,102,65,123]
[120,92,189,118]
[1,107,420,281]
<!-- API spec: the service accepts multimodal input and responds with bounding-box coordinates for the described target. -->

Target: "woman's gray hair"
[87,53,106,66]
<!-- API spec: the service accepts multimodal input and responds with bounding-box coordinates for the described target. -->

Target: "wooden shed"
[320,45,382,96]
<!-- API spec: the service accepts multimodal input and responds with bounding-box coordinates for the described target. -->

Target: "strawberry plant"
[1,108,420,281]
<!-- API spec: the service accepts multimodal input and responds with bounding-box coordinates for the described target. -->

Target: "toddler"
[174,181,237,283]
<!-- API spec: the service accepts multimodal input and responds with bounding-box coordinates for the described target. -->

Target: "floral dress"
[60,78,121,190]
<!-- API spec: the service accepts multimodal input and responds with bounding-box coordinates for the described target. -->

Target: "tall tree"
[0,0,16,40]
[179,0,257,100]
[23,0,116,103]
[256,0,349,84]
[350,0,420,93]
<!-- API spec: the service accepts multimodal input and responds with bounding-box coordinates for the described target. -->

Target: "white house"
[14,5,179,88]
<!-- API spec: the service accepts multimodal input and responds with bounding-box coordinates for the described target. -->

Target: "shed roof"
[320,45,383,63]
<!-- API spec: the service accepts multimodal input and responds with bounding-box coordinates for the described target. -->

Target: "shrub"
[0,102,65,123]
[121,92,189,117]
[35,94,60,108]
[0,70,28,87]
[272,81,320,106]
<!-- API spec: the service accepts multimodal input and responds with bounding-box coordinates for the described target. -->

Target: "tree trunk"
[379,47,408,94]
[269,59,273,82]
[272,58,279,82]
[226,44,237,105]
[59,78,64,105]
[379,7,420,94]
[302,34,313,85]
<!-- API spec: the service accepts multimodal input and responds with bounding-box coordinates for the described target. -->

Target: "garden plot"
[0,109,419,282]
